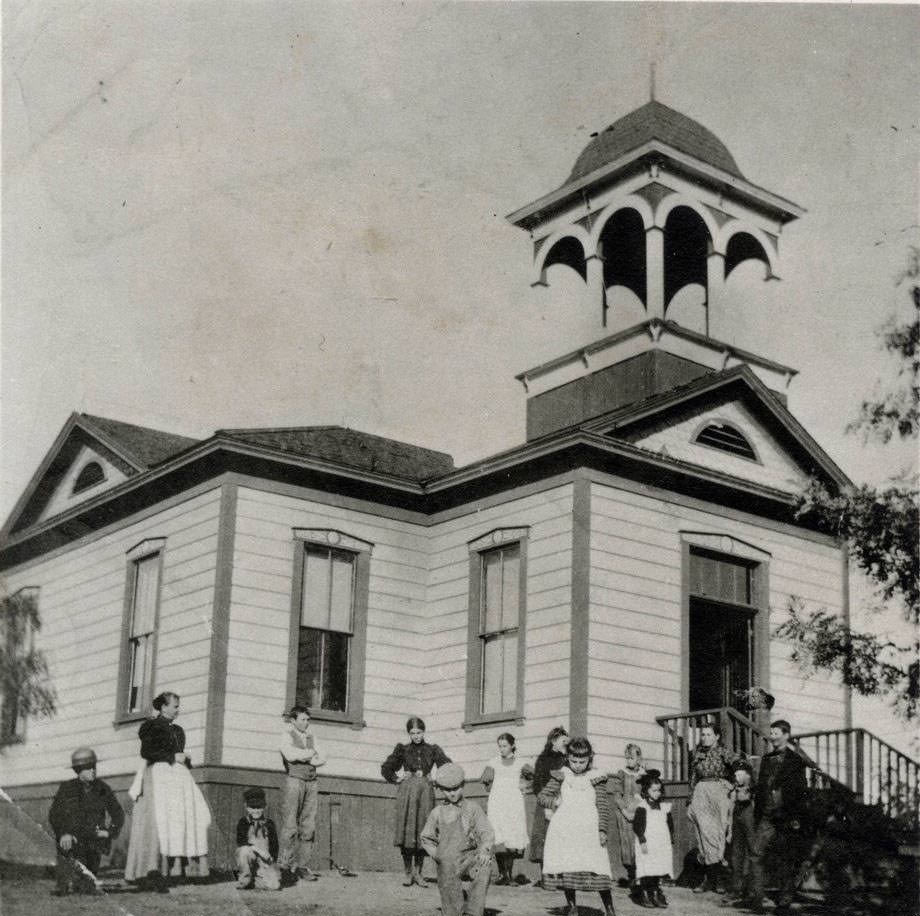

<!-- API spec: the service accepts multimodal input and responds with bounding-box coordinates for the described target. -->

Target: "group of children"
[47,725,757,915]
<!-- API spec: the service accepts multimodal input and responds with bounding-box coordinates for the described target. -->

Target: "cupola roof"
[567,100,743,184]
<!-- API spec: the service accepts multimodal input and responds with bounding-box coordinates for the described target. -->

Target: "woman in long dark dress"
[529,725,569,887]
[380,716,450,887]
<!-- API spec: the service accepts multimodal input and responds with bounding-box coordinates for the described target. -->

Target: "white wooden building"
[1,101,862,872]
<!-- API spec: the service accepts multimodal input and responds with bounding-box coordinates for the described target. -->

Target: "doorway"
[688,598,754,712]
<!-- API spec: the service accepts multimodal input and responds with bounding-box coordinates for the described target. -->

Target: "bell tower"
[506,100,805,441]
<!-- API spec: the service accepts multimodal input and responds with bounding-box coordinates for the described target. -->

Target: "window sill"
[462,713,524,732]
[113,712,148,727]
[309,710,366,730]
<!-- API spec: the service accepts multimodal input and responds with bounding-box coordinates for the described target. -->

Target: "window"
[694,422,758,461]
[465,528,528,728]
[288,530,371,727]
[72,461,106,495]
[1,588,39,744]
[116,540,165,721]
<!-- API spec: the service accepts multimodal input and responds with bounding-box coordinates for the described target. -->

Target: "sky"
[1,2,918,747]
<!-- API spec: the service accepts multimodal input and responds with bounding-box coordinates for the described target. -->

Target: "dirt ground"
[0,867,901,916]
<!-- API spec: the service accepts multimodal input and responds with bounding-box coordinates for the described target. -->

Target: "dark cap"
[244,787,266,807]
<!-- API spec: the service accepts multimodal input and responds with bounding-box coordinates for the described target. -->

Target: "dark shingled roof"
[567,100,744,184]
[80,414,200,468]
[217,426,455,482]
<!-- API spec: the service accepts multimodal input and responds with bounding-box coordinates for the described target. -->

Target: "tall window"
[479,545,520,714]
[116,539,165,721]
[298,546,355,712]
[0,588,39,743]
[465,528,528,727]
[288,530,371,726]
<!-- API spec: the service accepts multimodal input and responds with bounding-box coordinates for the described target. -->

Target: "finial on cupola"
[650,62,656,102]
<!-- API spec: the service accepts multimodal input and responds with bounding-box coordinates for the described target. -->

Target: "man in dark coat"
[48,746,124,896]
[748,720,807,915]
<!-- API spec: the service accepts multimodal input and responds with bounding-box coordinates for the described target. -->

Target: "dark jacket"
[235,815,279,861]
[49,779,124,848]
[139,717,186,765]
[380,741,450,783]
[754,746,807,822]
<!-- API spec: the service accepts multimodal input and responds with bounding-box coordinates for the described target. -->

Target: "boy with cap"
[235,787,281,891]
[48,746,124,896]
[420,763,494,916]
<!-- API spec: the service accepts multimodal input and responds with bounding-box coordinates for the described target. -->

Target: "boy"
[48,746,124,896]
[420,763,494,916]
[235,787,281,891]
[721,760,756,908]
[278,705,326,882]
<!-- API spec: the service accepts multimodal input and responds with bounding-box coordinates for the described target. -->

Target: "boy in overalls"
[420,763,494,916]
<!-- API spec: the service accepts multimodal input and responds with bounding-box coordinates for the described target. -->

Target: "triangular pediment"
[2,413,198,538]
[586,367,850,494]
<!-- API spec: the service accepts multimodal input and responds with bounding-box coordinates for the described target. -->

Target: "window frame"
[0,587,40,746]
[464,527,529,730]
[286,529,371,730]
[114,539,166,725]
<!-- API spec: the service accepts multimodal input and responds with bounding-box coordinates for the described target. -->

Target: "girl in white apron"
[632,770,674,908]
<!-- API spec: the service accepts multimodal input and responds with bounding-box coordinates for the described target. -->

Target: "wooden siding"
[221,487,430,779]
[587,479,847,773]
[423,484,574,771]
[628,398,807,492]
[0,488,223,786]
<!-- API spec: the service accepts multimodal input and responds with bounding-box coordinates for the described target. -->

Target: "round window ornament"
[328,531,341,545]
[721,536,734,553]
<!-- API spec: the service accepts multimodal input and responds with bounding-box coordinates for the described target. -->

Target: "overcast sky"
[3,1,918,522]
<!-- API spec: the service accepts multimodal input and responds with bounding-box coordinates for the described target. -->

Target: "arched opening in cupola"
[541,236,586,281]
[599,208,646,305]
[664,206,710,329]
[725,232,770,279]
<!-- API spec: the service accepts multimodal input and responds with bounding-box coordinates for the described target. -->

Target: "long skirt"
[125,763,211,881]
[392,773,434,849]
[529,807,551,863]
[687,779,732,866]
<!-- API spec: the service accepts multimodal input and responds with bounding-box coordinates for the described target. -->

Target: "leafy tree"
[776,248,919,720]
[0,586,57,744]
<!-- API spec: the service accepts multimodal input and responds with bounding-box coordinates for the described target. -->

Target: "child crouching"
[633,770,673,908]
[420,763,494,916]
[538,736,616,916]
[235,787,281,891]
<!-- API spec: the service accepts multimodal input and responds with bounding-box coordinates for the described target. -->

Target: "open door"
[688,598,753,712]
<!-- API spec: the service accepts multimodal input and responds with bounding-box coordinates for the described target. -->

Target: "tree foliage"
[776,249,920,720]
[0,587,57,743]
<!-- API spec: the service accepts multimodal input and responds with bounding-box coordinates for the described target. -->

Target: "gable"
[621,397,809,493]
[36,443,132,524]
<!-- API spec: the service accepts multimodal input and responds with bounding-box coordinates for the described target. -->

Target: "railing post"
[854,731,865,804]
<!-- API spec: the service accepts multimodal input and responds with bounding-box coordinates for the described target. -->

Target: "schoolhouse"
[2,100,875,873]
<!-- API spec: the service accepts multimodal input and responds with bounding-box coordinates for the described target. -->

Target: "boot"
[692,866,713,893]
[637,888,657,908]
[653,887,668,908]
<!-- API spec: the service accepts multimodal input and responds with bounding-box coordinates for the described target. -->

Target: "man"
[278,705,326,883]
[48,747,124,896]
[420,763,494,916]
[748,719,807,915]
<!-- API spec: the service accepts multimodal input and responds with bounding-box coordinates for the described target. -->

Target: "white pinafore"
[542,768,612,877]
[485,755,529,851]
[634,799,673,879]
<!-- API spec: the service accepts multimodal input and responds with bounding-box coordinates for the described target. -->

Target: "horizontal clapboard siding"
[587,480,847,772]
[222,487,430,779]
[1,488,222,786]
[423,484,574,771]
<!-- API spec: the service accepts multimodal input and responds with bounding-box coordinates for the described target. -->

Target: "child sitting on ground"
[235,787,281,891]
[420,763,494,916]
[538,736,616,916]
[633,770,674,908]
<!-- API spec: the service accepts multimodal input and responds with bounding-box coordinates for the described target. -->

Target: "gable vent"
[72,461,106,494]
[694,423,757,461]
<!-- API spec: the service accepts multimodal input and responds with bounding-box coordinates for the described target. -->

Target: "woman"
[686,721,739,894]
[380,716,450,887]
[125,692,211,889]
[529,725,569,887]
[480,732,533,885]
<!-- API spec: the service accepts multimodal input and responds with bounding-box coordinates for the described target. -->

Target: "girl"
[538,736,616,916]
[529,725,568,887]
[611,743,645,895]
[480,733,533,885]
[380,716,450,887]
[633,770,673,909]
[686,722,738,893]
